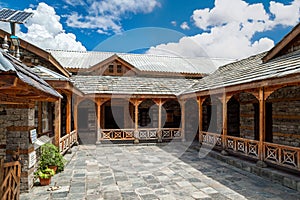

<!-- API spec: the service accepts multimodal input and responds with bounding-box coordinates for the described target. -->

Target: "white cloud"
[171,21,177,26]
[66,0,160,34]
[180,22,190,30]
[270,0,300,26]
[6,3,86,51]
[148,0,300,59]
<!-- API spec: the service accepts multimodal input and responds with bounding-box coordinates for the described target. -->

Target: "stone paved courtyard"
[21,143,300,200]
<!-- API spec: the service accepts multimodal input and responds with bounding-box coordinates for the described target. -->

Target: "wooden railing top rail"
[202,131,222,136]
[226,135,259,143]
[264,141,300,151]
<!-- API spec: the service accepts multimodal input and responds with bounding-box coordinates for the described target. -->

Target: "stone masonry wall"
[2,104,37,192]
[272,101,300,147]
[240,103,256,140]
[268,86,300,147]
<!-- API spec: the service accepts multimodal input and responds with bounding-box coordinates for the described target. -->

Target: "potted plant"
[39,143,66,173]
[35,167,55,186]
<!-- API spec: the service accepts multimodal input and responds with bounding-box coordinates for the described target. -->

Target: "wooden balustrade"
[100,129,135,140]
[225,135,259,159]
[161,128,181,140]
[138,129,158,140]
[59,130,78,154]
[201,131,222,148]
[264,142,300,171]
[99,128,182,141]
[201,131,300,171]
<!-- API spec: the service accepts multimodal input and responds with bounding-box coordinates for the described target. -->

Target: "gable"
[263,23,300,63]
[85,55,139,76]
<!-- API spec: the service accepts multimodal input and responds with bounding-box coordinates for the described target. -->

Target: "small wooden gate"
[0,159,21,200]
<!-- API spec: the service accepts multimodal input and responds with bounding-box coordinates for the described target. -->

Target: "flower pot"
[48,165,58,174]
[39,177,51,186]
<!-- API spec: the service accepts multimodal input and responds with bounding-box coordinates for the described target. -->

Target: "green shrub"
[39,143,66,172]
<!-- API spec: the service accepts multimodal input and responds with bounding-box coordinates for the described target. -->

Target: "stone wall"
[240,103,256,140]
[268,86,300,147]
[272,101,300,147]
[0,103,40,192]
[185,99,199,141]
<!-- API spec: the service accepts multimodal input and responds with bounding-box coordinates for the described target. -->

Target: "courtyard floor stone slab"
[20,143,300,199]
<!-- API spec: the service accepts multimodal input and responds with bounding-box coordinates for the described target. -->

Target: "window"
[117,65,122,73]
[108,65,114,73]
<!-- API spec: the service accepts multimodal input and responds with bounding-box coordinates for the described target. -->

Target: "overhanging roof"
[0,50,62,101]
[71,75,199,96]
[184,49,300,95]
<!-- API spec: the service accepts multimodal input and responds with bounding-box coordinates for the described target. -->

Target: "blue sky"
[0,0,299,59]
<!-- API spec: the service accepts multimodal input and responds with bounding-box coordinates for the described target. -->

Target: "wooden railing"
[225,136,259,159]
[264,142,300,171]
[59,130,78,154]
[201,131,300,171]
[201,131,222,148]
[0,160,21,200]
[100,129,135,140]
[161,128,182,140]
[99,128,182,141]
[138,129,158,140]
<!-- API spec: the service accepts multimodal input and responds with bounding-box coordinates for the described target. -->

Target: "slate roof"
[48,50,233,75]
[0,50,62,98]
[71,75,198,95]
[184,49,300,94]
[31,65,69,81]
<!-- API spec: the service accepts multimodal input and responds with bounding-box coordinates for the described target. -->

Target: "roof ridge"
[47,49,235,60]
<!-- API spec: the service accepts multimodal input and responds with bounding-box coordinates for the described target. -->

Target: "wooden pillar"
[158,99,163,142]
[135,100,139,131]
[37,102,42,135]
[221,93,228,155]
[133,100,141,144]
[54,98,61,147]
[180,100,186,142]
[257,88,267,167]
[198,97,203,143]
[222,94,227,145]
[66,93,71,134]
[74,98,78,131]
[96,99,102,142]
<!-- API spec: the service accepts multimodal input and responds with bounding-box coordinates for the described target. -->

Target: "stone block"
[283,177,297,190]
